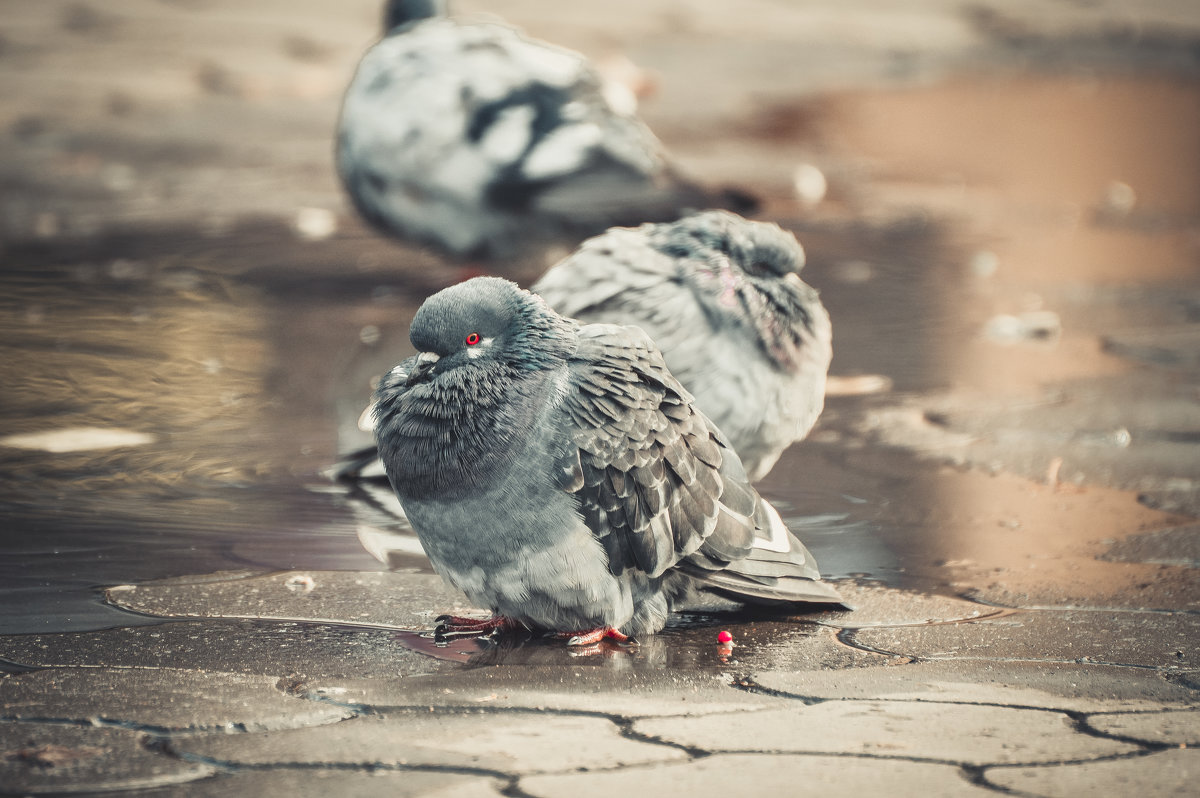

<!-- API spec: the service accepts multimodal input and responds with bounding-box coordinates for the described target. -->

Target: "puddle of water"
[1,71,1196,638]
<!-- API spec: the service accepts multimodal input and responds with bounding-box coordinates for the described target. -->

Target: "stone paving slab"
[105,570,1004,632]
[0,721,214,795]
[805,581,1003,627]
[106,570,482,631]
[291,666,779,718]
[986,747,1199,797]
[520,753,996,798]
[1088,708,1200,746]
[0,618,450,679]
[964,571,1200,614]
[850,609,1199,669]
[753,660,1200,712]
[1098,524,1200,568]
[0,667,350,733]
[173,710,688,774]
[634,701,1138,765]
[134,769,508,798]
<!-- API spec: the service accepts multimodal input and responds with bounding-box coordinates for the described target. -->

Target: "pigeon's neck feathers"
[508,296,578,369]
[384,0,444,32]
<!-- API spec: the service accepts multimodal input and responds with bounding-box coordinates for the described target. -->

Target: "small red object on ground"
[717,630,733,643]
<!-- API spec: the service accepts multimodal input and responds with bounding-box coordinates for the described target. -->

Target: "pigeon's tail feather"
[534,166,759,242]
[690,532,845,606]
[682,493,846,607]
[329,444,388,482]
[702,570,846,605]
[679,543,846,606]
[712,185,760,216]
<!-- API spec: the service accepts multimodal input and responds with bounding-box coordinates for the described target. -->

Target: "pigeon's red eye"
[465,333,480,346]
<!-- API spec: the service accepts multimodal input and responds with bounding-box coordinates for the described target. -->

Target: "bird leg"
[561,626,631,646]
[433,614,520,641]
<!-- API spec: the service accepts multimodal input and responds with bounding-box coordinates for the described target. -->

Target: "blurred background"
[1,1,1197,634]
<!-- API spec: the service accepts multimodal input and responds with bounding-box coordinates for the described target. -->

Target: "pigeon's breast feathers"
[374,278,576,500]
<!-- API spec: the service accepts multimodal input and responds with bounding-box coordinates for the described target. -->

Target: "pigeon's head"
[384,0,444,32]
[405,277,575,383]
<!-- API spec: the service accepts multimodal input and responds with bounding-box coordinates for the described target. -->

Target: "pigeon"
[335,211,830,484]
[336,0,753,262]
[372,276,842,643]
[533,210,832,481]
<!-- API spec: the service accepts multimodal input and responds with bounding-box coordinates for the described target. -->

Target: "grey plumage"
[337,1,751,261]
[533,210,832,481]
[372,277,842,639]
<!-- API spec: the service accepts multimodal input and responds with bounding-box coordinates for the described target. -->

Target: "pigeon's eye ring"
[465,333,480,346]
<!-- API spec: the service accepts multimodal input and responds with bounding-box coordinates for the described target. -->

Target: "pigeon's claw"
[563,626,631,646]
[433,614,519,641]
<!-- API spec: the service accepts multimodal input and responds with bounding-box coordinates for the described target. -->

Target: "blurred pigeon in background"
[337,0,753,263]
[372,277,842,643]
[533,210,832,481]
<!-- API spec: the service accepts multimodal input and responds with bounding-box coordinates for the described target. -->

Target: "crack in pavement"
[832,618,1195,672]
[2,715,187,738]
[729,676,1195,744]
[974,747,1175,797]
[163,742,517,781]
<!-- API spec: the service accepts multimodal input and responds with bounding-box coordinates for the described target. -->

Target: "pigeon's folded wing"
[556,323,757,580]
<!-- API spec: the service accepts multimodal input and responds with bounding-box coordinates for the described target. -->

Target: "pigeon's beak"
[406,351,440,385]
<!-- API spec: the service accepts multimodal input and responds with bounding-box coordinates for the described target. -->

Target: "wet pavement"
[2,1,1199,795]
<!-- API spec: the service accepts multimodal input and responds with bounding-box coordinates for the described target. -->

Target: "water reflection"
[0,231,383,633]
[390,612,848,673]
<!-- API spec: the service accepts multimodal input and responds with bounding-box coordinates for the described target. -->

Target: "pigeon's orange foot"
[433,614,520,641]
[561,626,632,646]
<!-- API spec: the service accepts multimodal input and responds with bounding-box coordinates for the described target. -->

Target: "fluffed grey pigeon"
[533,210,832,481]
[337,0,752,261]
[372,276,842,643]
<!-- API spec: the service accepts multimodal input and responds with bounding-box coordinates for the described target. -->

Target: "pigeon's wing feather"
[556,323,725,579]
[557,323,843,605]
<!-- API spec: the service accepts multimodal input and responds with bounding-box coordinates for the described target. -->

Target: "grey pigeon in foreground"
[337,0,752,262]
[372,277,843,643]
[533,210,832,481]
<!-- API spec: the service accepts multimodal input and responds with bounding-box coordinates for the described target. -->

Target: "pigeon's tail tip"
[796,578,850,608]
[696,567,849,611]
[676,185,761,220]
[714,185,761,216]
